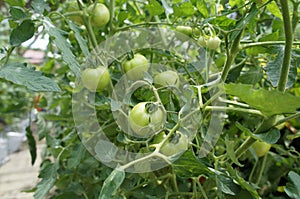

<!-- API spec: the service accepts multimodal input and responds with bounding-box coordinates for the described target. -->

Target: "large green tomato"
[81,66,110,91]
[252,141,271,157]
[153,70,180,88]
[160,131,188,156]
[129,102,165,136]
[87,3,110,28]
[122,54,149,80]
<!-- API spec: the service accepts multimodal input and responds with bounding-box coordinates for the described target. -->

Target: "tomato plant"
[1,0,300,199]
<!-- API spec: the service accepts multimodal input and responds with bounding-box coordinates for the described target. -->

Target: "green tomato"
[160,131,188,156]
[122,54,149,80]
[81,66,110,91]
[65,1,83,25]
[129,102,165,136]
[198,36,207,47]
[176,26,193,36]
[206,36,221,50]
[175,26,193,41]
[153,70,180,88]
[87,3,110,28]
[252,141,271,157]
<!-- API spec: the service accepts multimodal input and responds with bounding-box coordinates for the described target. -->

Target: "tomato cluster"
[175,25,222,50]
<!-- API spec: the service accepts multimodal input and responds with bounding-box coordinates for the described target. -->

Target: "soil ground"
[0,143,43,199]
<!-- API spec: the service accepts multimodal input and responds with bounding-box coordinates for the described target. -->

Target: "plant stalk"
[277,0,294,92]
[221,30,243,81]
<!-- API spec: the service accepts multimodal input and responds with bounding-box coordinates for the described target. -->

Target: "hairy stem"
[221,30,243,81]
[277,0,294,92]
[109,0,115,34]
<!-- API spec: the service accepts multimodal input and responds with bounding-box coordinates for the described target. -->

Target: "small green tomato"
[206,36,221,50]
[153,70,180,88]
[129,102,165,137]
[252,141,271,157]
[87,3,110,28]
[81,66,110,91]
[122,54,149,80]
[198,36,207,47]
[160,131,188,156]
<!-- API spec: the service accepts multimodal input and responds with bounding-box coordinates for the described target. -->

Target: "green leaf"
[10,6,27,20]
[173,2,195,17]
[210,16,237,30]
[99,169,125,199]
[225,83,300,116]
[32,0,50,14]
[255,128,280,144]
[238,66,263,85]
[5,0,25,7]
[225,136,243,167]
[172,151,212,178]
[217,175,240,195]
[236,122,280,144]
[67,143,86,169]
[10,20,35,46]
[36,113,49,140]
[285,171,300,199]
[259,31,279,42]
[265,47,297,89]
[95,140,118,163]
[196,0,208,18]
[0,63,61,92]
[117,10,128,24]
[266,0,282,19]
[0,14,4,23]
[231,4,258,42]
[229,0,245,7]
[146,0,164,16]
[43,17,80,77]
[226,164,260,198]
[26,126,37,165]
[68,21,89,57]
[34,161,58,199]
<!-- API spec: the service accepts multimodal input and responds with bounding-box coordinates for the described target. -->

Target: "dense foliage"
[0,0,300,198]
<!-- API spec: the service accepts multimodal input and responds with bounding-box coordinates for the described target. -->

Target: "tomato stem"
[255,154,268,185]
[108,0,115,34]
[277,0,294,92]
[204,106,263,117]
[221,30,242,81]
[241,41,300,49]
